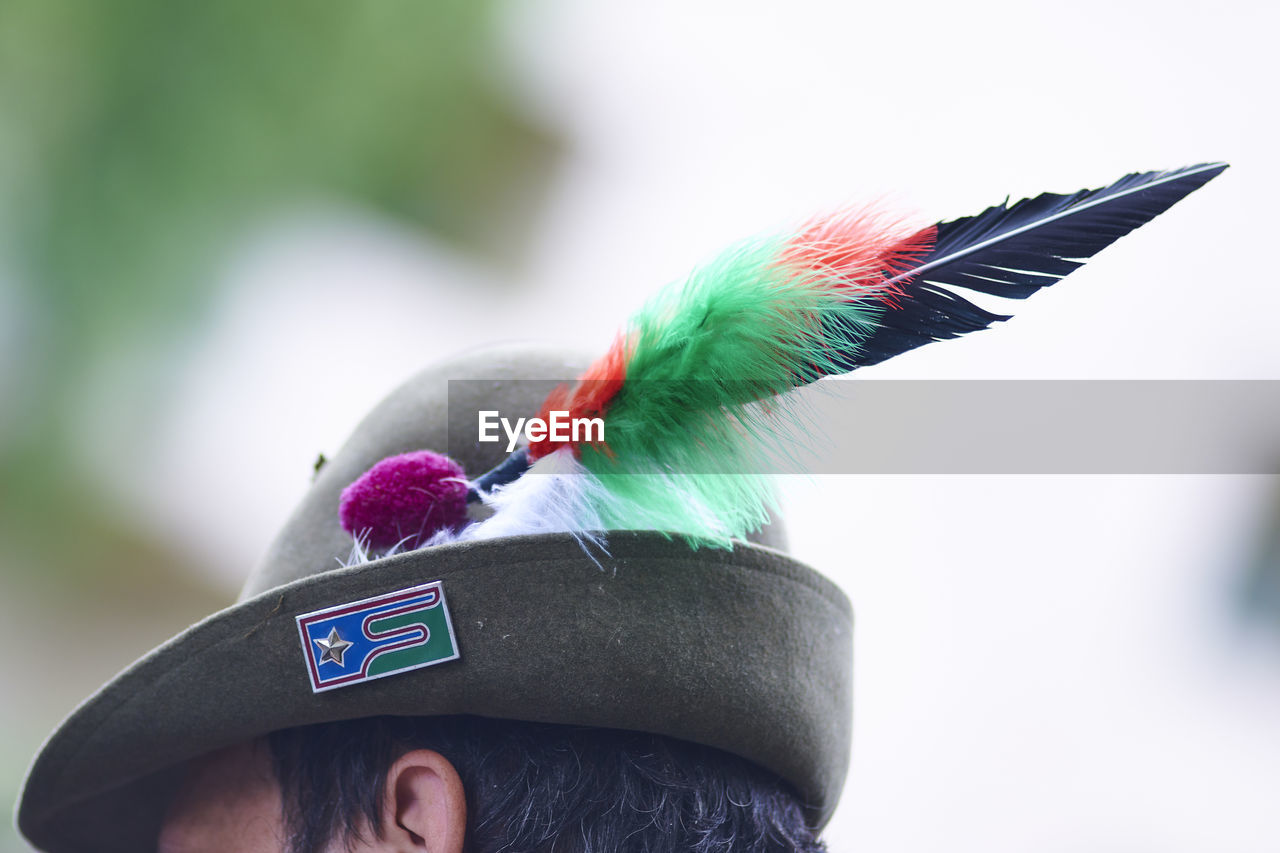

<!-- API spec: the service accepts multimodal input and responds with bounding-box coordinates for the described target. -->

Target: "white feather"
[343,448,613,568]
[431,448,609,553]
[342,447,739,568]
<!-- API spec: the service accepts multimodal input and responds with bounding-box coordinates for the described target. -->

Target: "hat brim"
[17,530,852,853]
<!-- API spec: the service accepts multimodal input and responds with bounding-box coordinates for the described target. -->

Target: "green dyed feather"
[577,235,882,547]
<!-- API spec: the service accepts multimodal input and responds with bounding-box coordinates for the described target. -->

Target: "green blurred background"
[0,3,558,850]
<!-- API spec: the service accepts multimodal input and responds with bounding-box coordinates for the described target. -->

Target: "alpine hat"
[16,344,854,853]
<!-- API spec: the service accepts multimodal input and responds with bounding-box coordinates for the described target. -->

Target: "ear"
[376,749,466,853]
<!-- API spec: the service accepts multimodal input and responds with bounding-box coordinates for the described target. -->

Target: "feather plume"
[525,227,916,546]
[470,164,1227,549]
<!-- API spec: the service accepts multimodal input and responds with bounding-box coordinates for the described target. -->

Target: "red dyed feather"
[527,333,632,460]
[782,207,935,305]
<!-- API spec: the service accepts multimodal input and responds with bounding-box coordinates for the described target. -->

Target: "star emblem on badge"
[313,627,354,667]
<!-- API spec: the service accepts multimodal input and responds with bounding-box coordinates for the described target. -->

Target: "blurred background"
[1,1,1276,850]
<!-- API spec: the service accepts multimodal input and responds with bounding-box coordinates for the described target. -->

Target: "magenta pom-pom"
[339,450,469,550]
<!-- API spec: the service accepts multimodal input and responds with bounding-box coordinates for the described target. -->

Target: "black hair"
[268,715,827,853]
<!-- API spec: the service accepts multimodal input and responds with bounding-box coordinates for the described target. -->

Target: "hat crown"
[243,345,788,600]
[243,346,588,599]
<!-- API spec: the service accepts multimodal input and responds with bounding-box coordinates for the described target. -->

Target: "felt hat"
[16,345,854,853]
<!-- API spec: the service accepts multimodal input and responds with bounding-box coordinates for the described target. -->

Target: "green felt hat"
[16,345,853,853]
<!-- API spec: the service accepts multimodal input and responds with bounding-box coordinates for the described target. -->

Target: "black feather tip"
[847,162,1228,369]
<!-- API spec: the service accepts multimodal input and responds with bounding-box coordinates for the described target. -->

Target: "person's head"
[159,716,827,853]
[18,347,852,852]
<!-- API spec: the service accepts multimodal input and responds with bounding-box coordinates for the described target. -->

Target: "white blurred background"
[3,1,1277,850]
